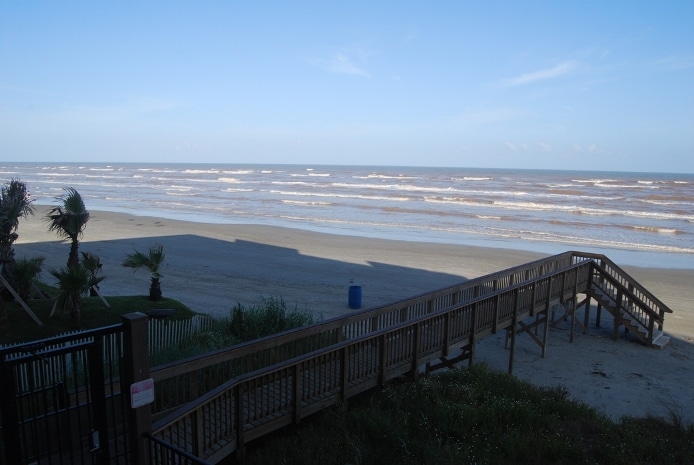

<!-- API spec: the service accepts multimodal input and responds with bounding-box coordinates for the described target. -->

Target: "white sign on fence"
[130,378,155,409]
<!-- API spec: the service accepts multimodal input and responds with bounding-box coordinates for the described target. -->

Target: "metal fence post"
[122,312,153,465]
[0,352,21,464]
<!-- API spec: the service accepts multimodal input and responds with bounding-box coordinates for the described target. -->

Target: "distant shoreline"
[26,203,694,271]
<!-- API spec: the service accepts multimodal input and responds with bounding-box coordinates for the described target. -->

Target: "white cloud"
[312,51,370,77]
[501,60,578,87]
[505,142,517,151]
[537,142,552,152]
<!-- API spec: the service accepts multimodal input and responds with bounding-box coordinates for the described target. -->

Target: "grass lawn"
[0,291,197,345]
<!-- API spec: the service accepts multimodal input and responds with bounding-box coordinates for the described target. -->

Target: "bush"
[229,296,314,342]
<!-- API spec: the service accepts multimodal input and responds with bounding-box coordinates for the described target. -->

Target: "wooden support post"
[469,302,478,367]
[508,288,519,375]
[340,346,349,404]
[596,303,602,328]
[379,334,388,385]
[583,295,591,335]
[411,323,421,381]
[121,312,152,465]
[569,300,576,343]
[442,311,451,357]
[293,363,302,423]
[236,384,246,462]
[90,285,110,308]
[613,290,623,340]
[541,307,550,358]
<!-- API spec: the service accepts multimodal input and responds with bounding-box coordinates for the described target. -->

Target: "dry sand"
[11,207,694,424]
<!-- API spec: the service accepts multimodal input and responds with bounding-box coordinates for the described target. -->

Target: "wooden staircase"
[588,271,671,349]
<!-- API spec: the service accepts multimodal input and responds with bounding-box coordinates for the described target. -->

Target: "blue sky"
[1,2,693,172]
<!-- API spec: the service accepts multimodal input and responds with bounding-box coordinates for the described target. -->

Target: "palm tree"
[0,179,34,325]
[81,251,106,296]
[45,188,89,268]
[50,263,90,328]
[0,179,35,275]
[122,244,166,301]
[9,256,45,301]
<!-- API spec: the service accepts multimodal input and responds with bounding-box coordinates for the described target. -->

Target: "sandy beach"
[11,207,694,425]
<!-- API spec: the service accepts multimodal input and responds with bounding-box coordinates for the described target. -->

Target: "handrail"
[592,265,667,323]
[570,251,673,316]
[144,432,213,465]
[149,251,583,415]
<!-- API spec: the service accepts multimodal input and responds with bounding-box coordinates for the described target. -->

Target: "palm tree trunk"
[70,291,81,328]
[149,277,162,301]
[68,239,80,268]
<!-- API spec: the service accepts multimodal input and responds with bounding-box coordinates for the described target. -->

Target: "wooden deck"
[149,251,673,464]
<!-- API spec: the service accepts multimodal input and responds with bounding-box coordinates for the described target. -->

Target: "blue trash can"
[348,285,362,309]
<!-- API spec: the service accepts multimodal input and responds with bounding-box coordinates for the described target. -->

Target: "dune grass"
[246,364,694,465]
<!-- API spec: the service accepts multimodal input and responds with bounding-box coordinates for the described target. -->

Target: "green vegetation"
[0,178,35,325]
[122,243,166,301]
[0,293,195,345]
[229,296,315,342]
[45,187,91,327]
[247,364,694,465]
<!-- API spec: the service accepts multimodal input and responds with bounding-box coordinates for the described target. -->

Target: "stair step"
[652,332,670,349]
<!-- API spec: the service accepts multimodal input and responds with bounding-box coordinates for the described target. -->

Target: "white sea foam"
[6,163,693,266]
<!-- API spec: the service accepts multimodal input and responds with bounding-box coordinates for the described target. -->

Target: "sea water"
[2,162,693,269]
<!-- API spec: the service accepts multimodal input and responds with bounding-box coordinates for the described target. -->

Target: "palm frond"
[123,244,165,277]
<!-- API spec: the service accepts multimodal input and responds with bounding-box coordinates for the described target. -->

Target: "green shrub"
[229,296,314,342]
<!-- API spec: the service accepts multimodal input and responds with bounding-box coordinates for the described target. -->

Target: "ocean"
[2,162,693,269]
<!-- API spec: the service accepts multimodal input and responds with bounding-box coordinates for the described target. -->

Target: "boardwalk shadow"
[16,234,471,320]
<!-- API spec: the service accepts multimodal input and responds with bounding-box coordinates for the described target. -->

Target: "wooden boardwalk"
[149,251,672,464]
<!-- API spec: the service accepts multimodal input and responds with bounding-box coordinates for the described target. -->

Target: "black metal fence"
[145,434,212,465]
[0,324,130,465]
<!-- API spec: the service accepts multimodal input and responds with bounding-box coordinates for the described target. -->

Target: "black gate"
[0,324,130,465]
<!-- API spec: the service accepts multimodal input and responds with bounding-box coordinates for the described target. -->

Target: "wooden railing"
[571,252,672,345]
[151,258,595,463]
[0,251,673,465]
[149,251,582,418]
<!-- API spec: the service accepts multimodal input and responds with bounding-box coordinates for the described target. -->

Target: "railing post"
[508,288,519,375]
[469,302,478,366]
[236,383,246,462]
[613,290,623,339]
[121,312,153,465]
[89,335,110,464]
[293,363,302,423]
[411,323,421,381]
[379,334,388,385]
[0,353,21,464]
[341,346,349,403]
[442,311,451,357]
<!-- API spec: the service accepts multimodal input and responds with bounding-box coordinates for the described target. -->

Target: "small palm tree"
[0,178,34,325]
[9,256,45,301]
[81,251,106,296]
[45,188,90,268]
[0,179,35,274]
[50,263,90,328]
[122,244,166,301]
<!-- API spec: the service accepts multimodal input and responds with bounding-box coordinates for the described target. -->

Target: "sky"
[1,1,693,172]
